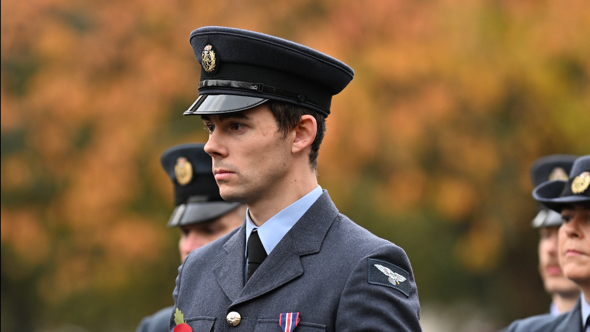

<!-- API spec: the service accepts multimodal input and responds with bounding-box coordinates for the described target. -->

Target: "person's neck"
[248,166,318,226]
[553,292,580,313]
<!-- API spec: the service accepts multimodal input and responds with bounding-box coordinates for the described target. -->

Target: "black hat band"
[198,62,332,115]
[199,79,308,102]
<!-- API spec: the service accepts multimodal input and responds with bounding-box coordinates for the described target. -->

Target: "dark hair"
[266,101,326,170]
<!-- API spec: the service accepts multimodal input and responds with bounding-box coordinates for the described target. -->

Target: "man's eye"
[562,215,572,223]
[204,124,214,133]
[230,123,244,131]
[204,227,218,235]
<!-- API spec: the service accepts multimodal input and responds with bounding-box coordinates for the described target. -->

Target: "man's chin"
[545,279,579,296]
[219,189,246,203]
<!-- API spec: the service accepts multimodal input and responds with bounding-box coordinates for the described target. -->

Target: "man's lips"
[545,264,563,276]
[214,169,234,180]
[564,249,585,257]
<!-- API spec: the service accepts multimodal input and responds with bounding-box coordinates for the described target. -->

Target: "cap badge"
[174,157,193,186]
[202,44,217,73]
[571,171,590,194]
[549,167,568,181]
[375,264,407,285]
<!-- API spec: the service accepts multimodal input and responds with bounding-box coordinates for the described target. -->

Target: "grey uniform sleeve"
[335,244,422,331]
[136,306,174,332]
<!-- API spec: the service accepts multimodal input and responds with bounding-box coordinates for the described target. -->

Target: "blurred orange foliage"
[2,0,590,330]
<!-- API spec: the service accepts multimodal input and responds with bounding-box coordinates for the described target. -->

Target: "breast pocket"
[255,318,326,332]
[185,316,216,332]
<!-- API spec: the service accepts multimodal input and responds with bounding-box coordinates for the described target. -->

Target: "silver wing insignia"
[375,264,407,285]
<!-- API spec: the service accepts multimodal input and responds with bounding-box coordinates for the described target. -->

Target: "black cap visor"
[184,94,268,115]
[533,180,590,212]
[167,201,241,227]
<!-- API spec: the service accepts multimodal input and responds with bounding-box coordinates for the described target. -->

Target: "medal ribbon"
[279,312,300,332]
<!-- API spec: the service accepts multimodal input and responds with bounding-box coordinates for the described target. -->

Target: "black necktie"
[247,230,267,281]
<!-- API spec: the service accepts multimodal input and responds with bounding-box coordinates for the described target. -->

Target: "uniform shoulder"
[506,312,565,332]
[333,213,397,249]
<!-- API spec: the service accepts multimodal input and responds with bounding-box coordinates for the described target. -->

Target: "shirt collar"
[550,301,561,316]
[245,185,323,256]
[581,293,590,330]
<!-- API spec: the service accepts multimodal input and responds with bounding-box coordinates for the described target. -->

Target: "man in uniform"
[530,155,579,315]
[507,155,590,332]
[171,26,421,331]
[136,143,245,332]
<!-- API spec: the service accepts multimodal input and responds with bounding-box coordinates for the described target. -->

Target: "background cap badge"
[548,167,568,181]
[174,157,193,185]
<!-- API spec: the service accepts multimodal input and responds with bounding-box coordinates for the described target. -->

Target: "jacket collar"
[556,296,583,332]
[212,190,339,305]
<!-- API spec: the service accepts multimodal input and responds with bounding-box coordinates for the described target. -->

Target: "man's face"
[178,207,244,262]
[559,205,590,286]
[538,226,579,295]
[202,105,292,203]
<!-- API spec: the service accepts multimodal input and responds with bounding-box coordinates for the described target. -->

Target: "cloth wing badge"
[367,258,411,297]
[173,308,192,332]
[279,312,300,332]
[375,264,407,285]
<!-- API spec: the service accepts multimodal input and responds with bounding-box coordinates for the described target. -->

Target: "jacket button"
[226,311,241,326]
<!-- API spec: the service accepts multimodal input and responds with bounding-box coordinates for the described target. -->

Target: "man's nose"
[562,216,582,238]
[204,130,226,158]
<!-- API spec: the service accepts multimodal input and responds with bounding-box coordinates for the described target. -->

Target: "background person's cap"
[529,154,577,228]
[184,26,354,117]
[160,143,240,227]
[533,155,590,213]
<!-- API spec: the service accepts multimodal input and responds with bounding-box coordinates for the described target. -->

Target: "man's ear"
[292,115,317,154]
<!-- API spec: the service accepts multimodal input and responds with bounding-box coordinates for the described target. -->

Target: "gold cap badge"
[202,44,216,72]
[549,167,568,181]
[571,172,590,194]
[174,157,193,186]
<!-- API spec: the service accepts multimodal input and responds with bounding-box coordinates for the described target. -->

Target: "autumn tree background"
[2,0,589,331]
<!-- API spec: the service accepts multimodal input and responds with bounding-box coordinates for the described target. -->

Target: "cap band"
[199,80,307,102]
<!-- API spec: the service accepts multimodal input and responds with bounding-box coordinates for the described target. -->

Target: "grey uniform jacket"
[507,297,583,332]
[171,191,421,332]
[136,306,172,332]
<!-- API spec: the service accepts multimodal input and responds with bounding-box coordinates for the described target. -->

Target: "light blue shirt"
[245,185,323,258]
[550,301,561,316]
[581,293,590,332]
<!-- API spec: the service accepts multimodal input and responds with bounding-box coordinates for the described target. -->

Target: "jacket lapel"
[557,297,583,332]
[232,191,339,306]
[213,225,247,302]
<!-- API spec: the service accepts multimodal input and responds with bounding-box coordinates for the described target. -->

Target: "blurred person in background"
[507,155,590,332]
[530,155,580,315]
[136,143,245,332]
